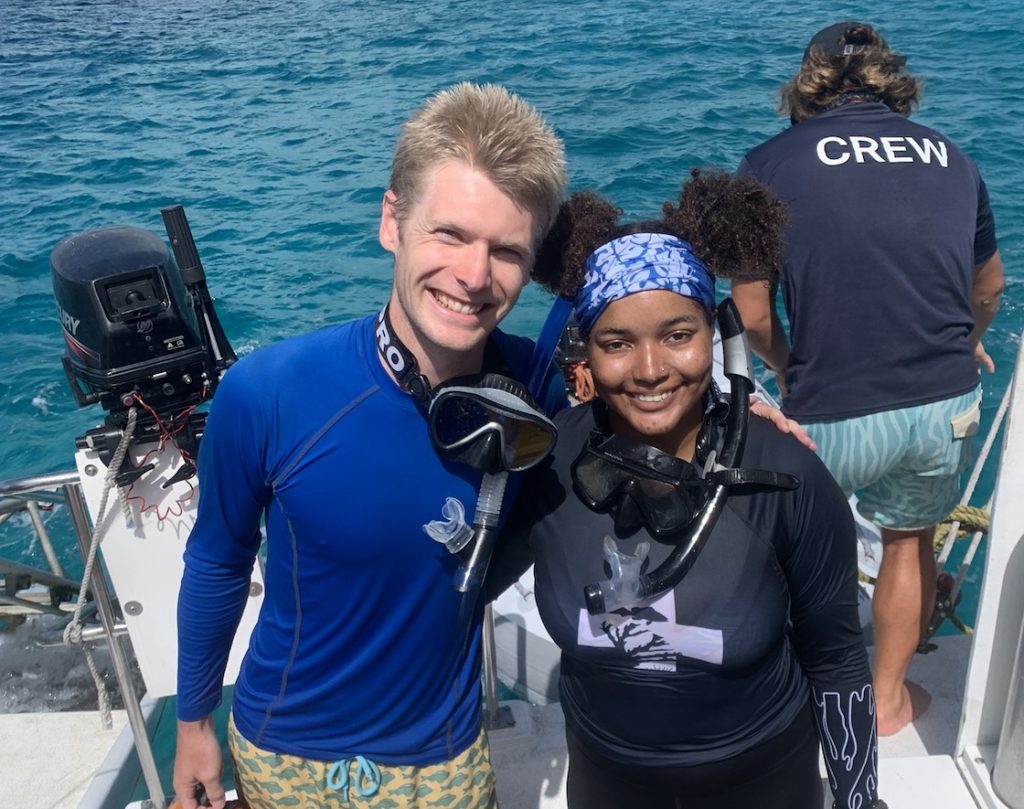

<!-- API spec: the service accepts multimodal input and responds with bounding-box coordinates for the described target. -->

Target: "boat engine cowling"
[51,206,236,471]
[51,225,209,414]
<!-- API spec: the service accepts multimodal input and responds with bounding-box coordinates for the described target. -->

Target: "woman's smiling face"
[586,290,714,460]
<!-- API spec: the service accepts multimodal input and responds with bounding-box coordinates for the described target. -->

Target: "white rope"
[935,383,1012,565]
[63,408,138,728]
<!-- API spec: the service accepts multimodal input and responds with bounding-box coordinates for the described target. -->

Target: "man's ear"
[379,189,400,253]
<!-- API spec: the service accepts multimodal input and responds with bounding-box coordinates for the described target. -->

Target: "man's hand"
[173,717,227,809]
[749,394,816,451]
[974,340,995,374]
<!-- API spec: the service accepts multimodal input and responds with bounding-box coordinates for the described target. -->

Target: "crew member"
[732,22,1004,735]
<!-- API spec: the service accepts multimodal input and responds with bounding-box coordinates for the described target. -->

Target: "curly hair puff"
[531,190,621,298]
[531,168,787,301]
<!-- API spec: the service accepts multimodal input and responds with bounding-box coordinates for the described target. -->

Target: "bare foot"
[877,681,932,736]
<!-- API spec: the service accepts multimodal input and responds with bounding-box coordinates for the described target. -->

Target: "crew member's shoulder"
[889,117,977,167]
[741,110,845,165]
[742,125,800,164]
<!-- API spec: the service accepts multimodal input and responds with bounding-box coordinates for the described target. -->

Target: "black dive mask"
[572,431,711,537]
[429,372,557,475]
[375,305,556,476]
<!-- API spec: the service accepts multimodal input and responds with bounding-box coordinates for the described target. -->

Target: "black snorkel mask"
[571,298,797,615]
[376,305,557,592]
[429,372,557,476]
[573,408,718,537]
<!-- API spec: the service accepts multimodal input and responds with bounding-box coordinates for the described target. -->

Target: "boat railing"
[0,471,166,807]
[482,603,514,730]
[1,485,70,608]
[2,467,512,805]
[956,334,1024,808]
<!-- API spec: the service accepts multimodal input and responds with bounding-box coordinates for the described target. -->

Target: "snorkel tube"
[446,299,573,588]
[583,297,753,614]
[451,471,508,592]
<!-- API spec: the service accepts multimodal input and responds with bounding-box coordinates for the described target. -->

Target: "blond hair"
[389,82,567,242]
[780,24,921,122]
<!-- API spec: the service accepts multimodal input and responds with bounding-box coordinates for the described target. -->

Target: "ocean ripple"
[1,0,1022,636]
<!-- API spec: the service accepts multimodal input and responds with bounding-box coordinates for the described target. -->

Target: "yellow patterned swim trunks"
[228,714,496,809]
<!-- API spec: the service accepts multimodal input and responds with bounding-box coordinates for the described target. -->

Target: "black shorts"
[566,702,824,809]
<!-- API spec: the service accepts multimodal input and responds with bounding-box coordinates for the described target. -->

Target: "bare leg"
[872,526,937,735]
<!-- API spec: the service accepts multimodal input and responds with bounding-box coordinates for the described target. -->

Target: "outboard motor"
[51,206,236,480]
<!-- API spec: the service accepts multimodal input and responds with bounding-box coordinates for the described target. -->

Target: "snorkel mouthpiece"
[423,496,474,553]
[585,537,650,613]
[582,298,754,614]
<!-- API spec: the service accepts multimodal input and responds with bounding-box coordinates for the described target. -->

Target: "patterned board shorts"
[228,714,497,809]
[804,387,981,531]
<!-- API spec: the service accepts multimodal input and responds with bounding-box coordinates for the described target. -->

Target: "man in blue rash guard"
[171,83,568,809]
[732,22,1005,736]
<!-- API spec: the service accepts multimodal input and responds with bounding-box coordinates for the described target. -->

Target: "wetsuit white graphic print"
[813,684,879,809]
[577,589,724,670]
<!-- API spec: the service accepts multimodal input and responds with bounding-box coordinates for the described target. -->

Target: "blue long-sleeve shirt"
[177,313,562,764]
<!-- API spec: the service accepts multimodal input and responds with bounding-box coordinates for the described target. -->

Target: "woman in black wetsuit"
[488,170,883,809]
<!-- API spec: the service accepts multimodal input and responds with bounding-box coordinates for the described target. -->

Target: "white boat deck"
[0,635,994,809]
[2,710,128,809]
[489,634,981,809]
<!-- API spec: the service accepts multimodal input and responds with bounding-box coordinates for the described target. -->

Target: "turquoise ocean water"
[2,0,1022,630]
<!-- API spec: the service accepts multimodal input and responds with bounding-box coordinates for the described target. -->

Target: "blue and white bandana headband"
[573,233,715,335]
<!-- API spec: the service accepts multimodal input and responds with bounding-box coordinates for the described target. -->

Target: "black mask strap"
[375,305,434,408]
[375,303,513,412]
[706,468,799,489]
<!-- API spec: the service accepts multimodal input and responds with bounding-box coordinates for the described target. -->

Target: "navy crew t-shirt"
[739,101,997,421]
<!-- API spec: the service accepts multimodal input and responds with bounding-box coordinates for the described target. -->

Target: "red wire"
[121,390,204,523]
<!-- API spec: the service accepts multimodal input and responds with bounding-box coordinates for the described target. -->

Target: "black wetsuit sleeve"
[777,456,879,809]
[484,466,543,602]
